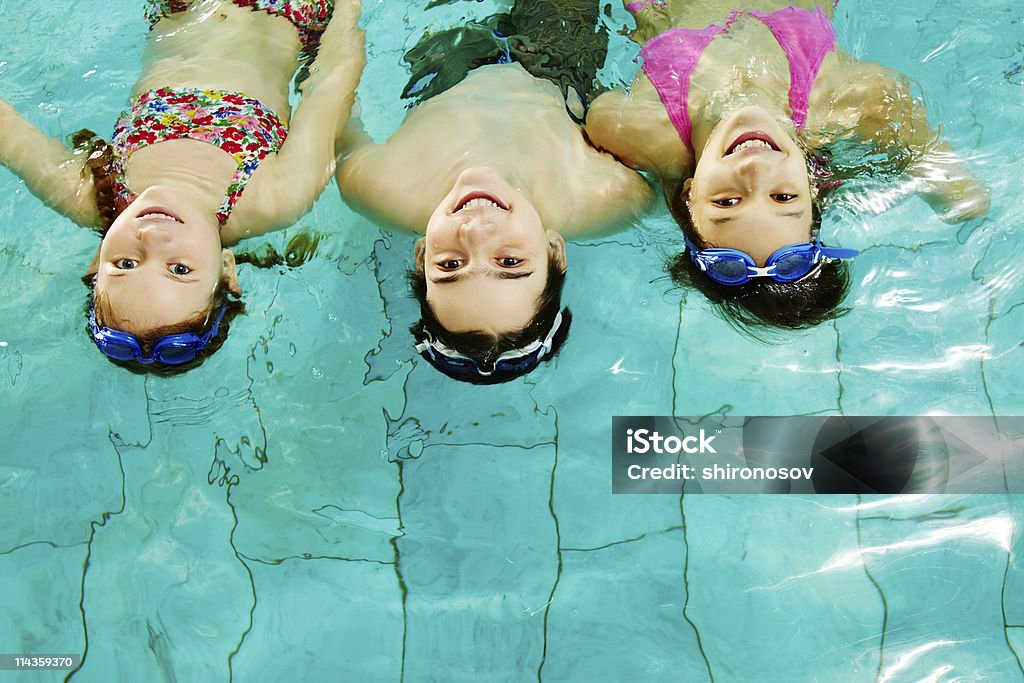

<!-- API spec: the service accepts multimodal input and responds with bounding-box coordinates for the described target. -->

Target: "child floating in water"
[585,0,989,333]
[0,0,364,368]
[337,0,652,383]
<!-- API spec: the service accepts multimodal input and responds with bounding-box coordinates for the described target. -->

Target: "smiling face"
[421,167,566,335]
[91,186,240,334]
[687,107,814,266]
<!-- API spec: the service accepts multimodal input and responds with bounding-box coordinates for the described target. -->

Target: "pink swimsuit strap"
[638,6,837,149]
[625,0,667,13]
[747,7,836,128]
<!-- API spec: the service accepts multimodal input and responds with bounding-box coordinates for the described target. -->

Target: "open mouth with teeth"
[725,132,781,156]
[138,207,184,223]
[453,192,509,213]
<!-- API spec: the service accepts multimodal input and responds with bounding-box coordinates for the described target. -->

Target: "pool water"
[1,0,1022,681]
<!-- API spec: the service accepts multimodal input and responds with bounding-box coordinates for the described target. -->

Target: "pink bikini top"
[637,6,837,149]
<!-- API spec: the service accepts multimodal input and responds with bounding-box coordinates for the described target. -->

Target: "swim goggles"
[684,234,858,286]
[88,303,227,365]
[415,310,565,381]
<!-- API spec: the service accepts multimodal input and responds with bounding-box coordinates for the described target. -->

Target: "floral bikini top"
[146,0,331,50]
[111,87,289,227]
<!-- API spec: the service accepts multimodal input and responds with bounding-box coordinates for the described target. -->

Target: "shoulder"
[586,78,692,179]
[334,142,438,233]
[810,55,919,139]
[551,139,654,237]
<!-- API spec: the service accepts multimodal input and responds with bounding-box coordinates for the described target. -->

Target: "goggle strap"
[415,309,566,378]
[819,246,860,259]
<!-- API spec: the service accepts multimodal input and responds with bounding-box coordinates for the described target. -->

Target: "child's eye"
[438,260,462,270]
[772,193,798,202]
[499,257,523,267]
[712,198,740,207]
[115,258,138,270]
[170,263,192,276]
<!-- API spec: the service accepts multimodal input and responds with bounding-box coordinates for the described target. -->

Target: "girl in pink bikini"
[586,0,989,332]
[0,0,364,369]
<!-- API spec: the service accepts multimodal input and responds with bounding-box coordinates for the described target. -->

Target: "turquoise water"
[1,0,1022,680]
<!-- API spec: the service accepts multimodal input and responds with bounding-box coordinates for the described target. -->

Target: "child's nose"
[136,224,173,243]
[457,216,499,240]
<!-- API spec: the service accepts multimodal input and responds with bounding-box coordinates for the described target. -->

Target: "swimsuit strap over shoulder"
[624,0,667,12]
[231,0,331,49]
[111,88,289,226]
[145,0,331,49]
[638,6,837,148]
[747,7,836,128]
[637,19,733,150]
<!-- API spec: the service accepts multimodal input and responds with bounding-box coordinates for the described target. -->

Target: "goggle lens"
[155,344,198,365]
[100,340,140,362]
[772,251,816,281]
[494,350,544,374]
[707,258,751,285]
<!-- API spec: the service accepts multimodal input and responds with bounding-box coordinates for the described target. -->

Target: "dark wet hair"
[408,255,572,384]
[71,129,124,230]
[666,176,851,338]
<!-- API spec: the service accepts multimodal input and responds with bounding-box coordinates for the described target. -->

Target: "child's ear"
[413,238,426,272]
[546,231,567,272]
[221,250,242,297]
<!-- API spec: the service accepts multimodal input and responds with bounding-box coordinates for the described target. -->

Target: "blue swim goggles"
[684,233,859,286]
[88,303,227,365]
[415,310,564,382]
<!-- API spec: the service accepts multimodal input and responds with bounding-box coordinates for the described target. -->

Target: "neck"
[446,162,541,215]
[450,159,528,196]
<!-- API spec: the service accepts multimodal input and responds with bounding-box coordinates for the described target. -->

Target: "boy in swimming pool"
[336,0,652,383]
[0,0,364,369]
[585,0,989,333]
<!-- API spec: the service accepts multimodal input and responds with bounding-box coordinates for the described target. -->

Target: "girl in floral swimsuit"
[0,0,364,368]
[585,0,989,333]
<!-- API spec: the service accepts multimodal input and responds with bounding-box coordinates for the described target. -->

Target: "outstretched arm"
[222,0,366,244]
[830,62,989,223]
[0,99,100,227]
[906,141,990,224]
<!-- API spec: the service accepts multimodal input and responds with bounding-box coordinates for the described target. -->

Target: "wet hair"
[408,255,572,384]
[71,129,123,230]
[84,279,244,375]
[666,176,851,338]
